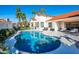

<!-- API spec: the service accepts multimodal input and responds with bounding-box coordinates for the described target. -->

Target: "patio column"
[44,22,48,28]
[59,21,66,30]
[30,22,32,28]
[53,22,59,31]
[39,22,41,29]
[52,22,54,29]
[62,22,66,30]
[34,22,36,29]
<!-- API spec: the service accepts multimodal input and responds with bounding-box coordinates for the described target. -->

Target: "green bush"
[26,26,30,30]
[0,29,16,42]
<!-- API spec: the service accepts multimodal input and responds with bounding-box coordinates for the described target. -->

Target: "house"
[30,13,52,30]
[0,19,13,30]
[30,10,79,31]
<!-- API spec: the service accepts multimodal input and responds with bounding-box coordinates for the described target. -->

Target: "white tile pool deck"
[42,31,79,46]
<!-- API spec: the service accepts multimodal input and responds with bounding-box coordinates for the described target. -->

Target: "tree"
[32,8,45,15]
[7,18,10,22]
[21,13,27,29]
[32,9,36,15]
[16,8,22,30]
[21,13,26,21]
[39,8,45,14]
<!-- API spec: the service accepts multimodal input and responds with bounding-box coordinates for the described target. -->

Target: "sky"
[0,5,79,22]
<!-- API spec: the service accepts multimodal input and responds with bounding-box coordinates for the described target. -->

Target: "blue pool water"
[14,31,61,53]
[5,31,79,54]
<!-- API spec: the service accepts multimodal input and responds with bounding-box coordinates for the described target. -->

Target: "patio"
[42,31,79,46]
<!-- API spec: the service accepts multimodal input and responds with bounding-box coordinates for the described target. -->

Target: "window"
[36,22,39,27]
[48,22,52,28]
[41,22,44,27]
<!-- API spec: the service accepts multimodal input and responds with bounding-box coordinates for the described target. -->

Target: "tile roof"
[12,22,17,25]
[32,17,37,21]
[0,19,7,22]
[46,10,79,22]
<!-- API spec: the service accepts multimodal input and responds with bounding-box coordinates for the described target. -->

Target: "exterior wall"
[57,21,66,29]
[35,15,51,22]
[30,21,47,30]
[30,15,52,30]
[44,22,48,27]
[0,22,13,30]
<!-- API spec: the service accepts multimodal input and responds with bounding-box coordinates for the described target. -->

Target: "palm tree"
[32,9,36,15]
[32,8,45,15]
[21,13,27,29]
[39,8,45,14]
[16,8,22,30]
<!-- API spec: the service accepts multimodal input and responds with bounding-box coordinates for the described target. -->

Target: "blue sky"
[0,5,79,22]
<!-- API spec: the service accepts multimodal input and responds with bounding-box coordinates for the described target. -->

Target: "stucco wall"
[0,22,13,30]
[35,15,52,22]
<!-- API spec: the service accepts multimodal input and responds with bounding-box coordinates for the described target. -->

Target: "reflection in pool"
[14,31,61,53]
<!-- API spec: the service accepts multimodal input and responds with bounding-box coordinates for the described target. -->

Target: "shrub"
[0,29,16,42]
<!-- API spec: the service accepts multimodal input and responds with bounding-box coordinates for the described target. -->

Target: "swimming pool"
[5,31,79,54]
[14,31,61,53]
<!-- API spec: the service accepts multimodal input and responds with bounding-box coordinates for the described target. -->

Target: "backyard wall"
[0,22,13,30]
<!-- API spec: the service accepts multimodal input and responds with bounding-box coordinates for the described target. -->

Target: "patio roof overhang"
[46,10,79,22]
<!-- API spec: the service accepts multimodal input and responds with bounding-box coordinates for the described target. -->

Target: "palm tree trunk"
[19,18,21,30]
